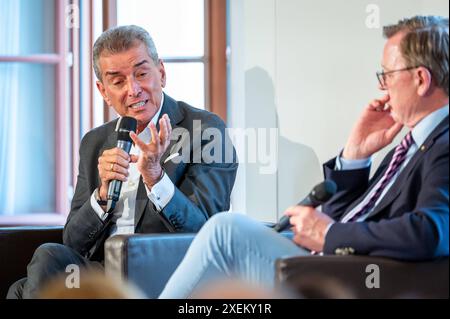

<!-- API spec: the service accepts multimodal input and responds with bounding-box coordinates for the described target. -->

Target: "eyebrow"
[133,60,149,68]
[104,60,150,77]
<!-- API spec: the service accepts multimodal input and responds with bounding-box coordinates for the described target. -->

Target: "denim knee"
[203,213,257,241]
[206,213,248,231]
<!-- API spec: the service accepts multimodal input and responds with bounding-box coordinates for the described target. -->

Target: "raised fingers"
[159,114,171,145]
[149,121,160,145]
[130,131,148,151]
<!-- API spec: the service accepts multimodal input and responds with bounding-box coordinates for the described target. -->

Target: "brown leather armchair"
[0,226,63,298]
[275,255,449,298]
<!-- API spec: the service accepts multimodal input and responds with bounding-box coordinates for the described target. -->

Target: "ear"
[158,60,167,88]
[416,67,432,97]
[96,80,112,106]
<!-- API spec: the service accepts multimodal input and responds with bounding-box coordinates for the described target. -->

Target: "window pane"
[117,0,204,57]
[164,62,205,109]
[0,0,55,55]
[0,63,56,215]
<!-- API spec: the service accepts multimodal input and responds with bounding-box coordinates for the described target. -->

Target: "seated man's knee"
[206,213,256,235]
[31,243,73,268]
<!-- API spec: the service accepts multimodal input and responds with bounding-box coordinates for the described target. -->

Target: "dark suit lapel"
[159,94,185,179]
[105,131,118,150]
[366,115,449,220]
[101,118,120,151]
[134,175,150,229]
[134,93,185,228]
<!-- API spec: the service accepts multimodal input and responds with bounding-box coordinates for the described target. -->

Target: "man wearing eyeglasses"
[157,15,449,298]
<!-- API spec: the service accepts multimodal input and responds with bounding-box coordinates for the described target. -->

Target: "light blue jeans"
[159,213,309,298]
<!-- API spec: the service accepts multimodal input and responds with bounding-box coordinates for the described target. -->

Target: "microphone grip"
[272,197,316,232]
[272,216,290,232]
[106,140,132,212]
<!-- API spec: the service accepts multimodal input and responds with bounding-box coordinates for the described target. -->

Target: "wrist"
[343,146,366,160]
[96,188,107,207]
[143,167,164,189]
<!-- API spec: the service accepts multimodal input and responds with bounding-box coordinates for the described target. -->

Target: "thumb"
[385,122,404,142]
[130,154,139,163]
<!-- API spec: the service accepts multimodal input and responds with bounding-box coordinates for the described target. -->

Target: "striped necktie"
[342,132,414,223]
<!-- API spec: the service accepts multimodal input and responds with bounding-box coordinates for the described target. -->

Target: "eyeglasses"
[376,66,421,88]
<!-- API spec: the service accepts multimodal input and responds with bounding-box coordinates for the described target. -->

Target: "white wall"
[228,0,449,222]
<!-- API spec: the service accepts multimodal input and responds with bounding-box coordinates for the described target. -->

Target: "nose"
[127,78,142,97]
[378,82,387,91]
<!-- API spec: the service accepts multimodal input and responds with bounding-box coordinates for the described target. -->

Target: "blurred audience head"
[37,270,146,299]
[288,274,356,299]
[190,278,300,299]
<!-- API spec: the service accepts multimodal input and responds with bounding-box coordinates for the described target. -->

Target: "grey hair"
[93,25,159,81]
[383,16,449,96]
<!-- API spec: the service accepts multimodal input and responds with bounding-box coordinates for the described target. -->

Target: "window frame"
[0,0,228,226]
[0,0,70,226]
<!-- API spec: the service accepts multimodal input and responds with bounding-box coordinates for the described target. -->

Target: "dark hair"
[93,25,159,81]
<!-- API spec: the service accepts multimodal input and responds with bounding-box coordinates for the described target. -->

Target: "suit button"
[335,247,355,255]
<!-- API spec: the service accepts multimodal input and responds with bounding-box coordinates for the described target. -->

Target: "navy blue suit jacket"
[322,116,449,261]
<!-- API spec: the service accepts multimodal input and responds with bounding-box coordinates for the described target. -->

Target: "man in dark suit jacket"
[159,16,449,298]
[7,25,237,298]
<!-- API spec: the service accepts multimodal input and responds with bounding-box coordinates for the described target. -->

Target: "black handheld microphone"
[106,116,137,213]
[273,180,337,232]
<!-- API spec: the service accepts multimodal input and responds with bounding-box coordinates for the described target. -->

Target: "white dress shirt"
[90,94,176,236]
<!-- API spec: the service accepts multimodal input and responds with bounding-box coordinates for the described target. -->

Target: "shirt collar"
[411,104,449,147]
[115,93,165,143]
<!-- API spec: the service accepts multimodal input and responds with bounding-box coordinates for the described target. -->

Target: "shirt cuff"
[90,189,108,221]
[335,155,371,171]
[145,172,175,212]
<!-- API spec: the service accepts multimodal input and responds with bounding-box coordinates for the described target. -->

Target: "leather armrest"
[0,226,63,298]
[275,255,449,298]
[104,233,195,298]
[104,225,293,298]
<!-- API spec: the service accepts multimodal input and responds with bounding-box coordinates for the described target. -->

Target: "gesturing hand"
[343,95,403,160]
[129,114,172,189]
